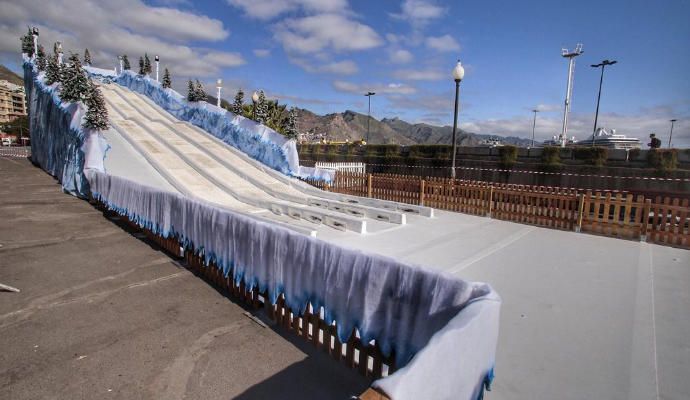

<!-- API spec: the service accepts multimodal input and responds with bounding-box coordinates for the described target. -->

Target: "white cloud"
[425,34,460,52]
[253,49,270,57]
[333,80,416,95]
[226,0,348,20]
[289,57,359,75]
[392,0,445,26]
[274,14,383,54]
[0,0,241,78]
[393,68,444,81]
[388,49,414,64]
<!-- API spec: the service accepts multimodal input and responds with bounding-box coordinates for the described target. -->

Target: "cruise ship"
[575,128,641,149]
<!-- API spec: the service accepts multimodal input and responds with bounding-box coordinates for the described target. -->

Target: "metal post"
[531,109,538,148]
[365,92,375,143]
[118,56,123,74]
[591,60,617,146]
[32,35,38,60]
[451,80,460,179]
[155,60,159,82]
[560,44,583,147]
[668,119,677,148]
[217,86,222,108]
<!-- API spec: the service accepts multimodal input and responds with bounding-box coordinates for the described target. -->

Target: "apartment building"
[0,80,27,124]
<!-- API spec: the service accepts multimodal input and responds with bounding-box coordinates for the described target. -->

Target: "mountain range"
[295,108,532,146]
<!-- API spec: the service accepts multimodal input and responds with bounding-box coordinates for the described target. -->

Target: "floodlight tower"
[559,43,583,147]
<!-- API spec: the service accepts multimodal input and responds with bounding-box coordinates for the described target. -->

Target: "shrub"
[573,146,608,166]
[498,145,518,169]
[628,148,641,160]
[647,149,678,173]
[408,144,452,159]
[540,146,562,171]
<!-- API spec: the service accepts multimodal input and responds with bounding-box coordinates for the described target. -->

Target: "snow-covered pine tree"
[231,89,244,115]
[187,80,195,101]
[255,90,268,124]
[53,42,59,54]
[144,53,152,75]
[285,107,298,139]
[162,68,171,88]
[83,82,109,131]
[44,53,61,85]
[122,55,131,70]
[138,56,145,75]
[194,80,206,102]
[60,53,90,103]
[20,28,34,57]
[36,45,47,71]
[83,48,91,65]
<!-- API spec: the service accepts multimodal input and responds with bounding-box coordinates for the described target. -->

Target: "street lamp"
[450,60,464,179]
[118,55,123,74]
[560,44,583,147]
[216,79,222,108]
[364,92,375,143]
[31,27,39,60]
[252,91,259,120]
[531,109,539,148]
[669,119,677,148]
[590,59,617,146]
[155,55,160,82]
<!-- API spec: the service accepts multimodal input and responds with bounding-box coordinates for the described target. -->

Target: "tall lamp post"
[216,79,222,108]
[560,44,583,147]
[669,119,677,148]
[154,55,160,82]
[364,92,375,143]
[590,59,617,146]
[531,109,539,148]
[118,55,123,74]
[31,27,39,60]
[252,91,259,120]
[450,60,465,179]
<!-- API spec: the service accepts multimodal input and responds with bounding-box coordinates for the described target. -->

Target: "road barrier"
[0,146,31,158]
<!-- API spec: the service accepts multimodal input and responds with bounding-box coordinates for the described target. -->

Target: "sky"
[1,0,689,146]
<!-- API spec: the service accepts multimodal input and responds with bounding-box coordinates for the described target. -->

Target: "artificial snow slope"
[99,82,415,234]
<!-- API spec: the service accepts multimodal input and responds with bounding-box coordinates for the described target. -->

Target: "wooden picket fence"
[305,172,690,249]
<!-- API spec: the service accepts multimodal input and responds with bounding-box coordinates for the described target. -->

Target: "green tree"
[138,56,145,75]
[20,28,34,57]
[60,53,89,103]
[83,82,109,130]
[36,45,47,71]
[231,89,244,115]
[187,80,196,101]
[284,107,298,139]
[122,54,131,70]
[255,90,268,124]
[44,53,61,85]
[194,80,206,102]
[144,53,152,75]
[83,48,92,65]
[161,68,171,88]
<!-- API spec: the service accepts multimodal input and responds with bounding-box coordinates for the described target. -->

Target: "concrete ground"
[0,157,369,400]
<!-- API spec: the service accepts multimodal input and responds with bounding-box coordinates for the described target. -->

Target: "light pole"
[560,44,583,147]
[216,79,222,108]
[31,27,39,60]
[252,91,259,120]
[56,42,63,64]
[590,59,617,146]
[118,55,123,74]
[450,60,464,179]
[531,109,539,148]
[669,119,677,148]
[364,92,375,143]
[155,55,160,82]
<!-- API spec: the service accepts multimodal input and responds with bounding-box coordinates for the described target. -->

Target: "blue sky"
[1,0,688,145]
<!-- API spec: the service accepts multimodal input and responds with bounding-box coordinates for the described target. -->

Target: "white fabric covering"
[86,170,500,399]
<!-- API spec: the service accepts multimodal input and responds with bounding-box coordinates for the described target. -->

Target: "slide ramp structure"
[100,83,425,234]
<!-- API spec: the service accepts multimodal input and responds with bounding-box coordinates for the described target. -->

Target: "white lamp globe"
[252,91,259,102]
[452,60,465,81]
[217,78,222,86]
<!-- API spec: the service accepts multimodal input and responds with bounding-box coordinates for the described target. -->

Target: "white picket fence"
[314,161,366,173]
